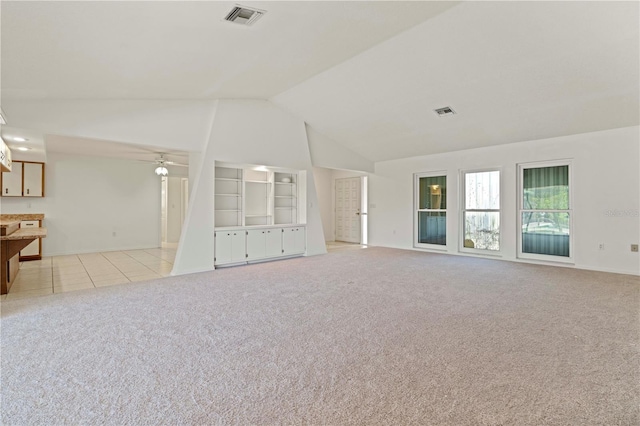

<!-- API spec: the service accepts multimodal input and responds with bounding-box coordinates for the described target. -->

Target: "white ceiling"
[1,1,638,164]
[45,134,189,167]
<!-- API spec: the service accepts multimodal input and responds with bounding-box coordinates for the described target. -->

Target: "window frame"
[460,167,502,255]
[414,171,448,250]
[517,159,574,263]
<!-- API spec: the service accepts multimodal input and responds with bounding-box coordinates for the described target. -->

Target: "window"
[462,170,500,251]
[414,173,446,247]
[519,162,571,260]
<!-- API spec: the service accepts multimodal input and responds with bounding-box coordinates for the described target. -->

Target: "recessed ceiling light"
[16,146,31,151]
[13,137,28,142]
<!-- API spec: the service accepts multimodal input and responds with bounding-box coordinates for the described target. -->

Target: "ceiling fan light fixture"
[155,166,168,176]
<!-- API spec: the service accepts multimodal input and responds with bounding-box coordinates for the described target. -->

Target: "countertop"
[0,214,45,221]
[0,228,47,241]
[0,219,20,228]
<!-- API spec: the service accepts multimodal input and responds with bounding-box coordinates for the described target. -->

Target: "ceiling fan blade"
[165,161,188,167]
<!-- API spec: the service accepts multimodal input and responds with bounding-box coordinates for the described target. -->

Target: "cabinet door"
[283,227,306,255]
[230,231,246,262]
[265,229,282,257]
[215,232,232,265]
[20,221,40,257]
[293,227,306,254]
[23,162,43,197]
[2,161,23,196]
[246,229,266,260]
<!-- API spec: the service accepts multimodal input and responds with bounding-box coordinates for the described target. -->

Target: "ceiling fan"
[139,153,188,176]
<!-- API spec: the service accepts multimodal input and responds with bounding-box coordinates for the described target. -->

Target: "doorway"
[335,176,367,244]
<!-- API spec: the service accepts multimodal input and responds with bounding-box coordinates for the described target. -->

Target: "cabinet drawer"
[19,220,41,258]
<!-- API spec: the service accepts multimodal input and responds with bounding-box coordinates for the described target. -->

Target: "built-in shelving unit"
[244,169,273,226]
[214,163,306,268]
[214,167,243,228]
[274,172,297,225]
[215,164,300,228]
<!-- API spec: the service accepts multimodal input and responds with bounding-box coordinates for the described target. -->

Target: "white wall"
[370,125,640,275]
[0,152,161,256]
[313,167,334,242]
[173,100,327,275]
[311,167,370,243]
[165,177,183,244]
[306,125,374,173]
[4,99,217,152]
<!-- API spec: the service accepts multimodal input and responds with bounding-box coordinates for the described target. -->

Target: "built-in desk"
[1,219,47,294]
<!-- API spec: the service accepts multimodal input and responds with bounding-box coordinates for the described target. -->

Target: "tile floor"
[1,247,176,301]
[326,241,368,251]
[1,244,362,302]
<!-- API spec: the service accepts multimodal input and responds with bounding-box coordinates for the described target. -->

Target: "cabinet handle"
[4,188,7,194]
[26,189,29,195]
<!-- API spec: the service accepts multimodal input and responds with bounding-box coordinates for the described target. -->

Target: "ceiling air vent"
[434,106,456,117]
[224,5,266,26]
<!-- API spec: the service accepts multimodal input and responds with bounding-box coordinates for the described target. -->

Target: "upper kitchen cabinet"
[1,161,45,197]
[2,161,22,196]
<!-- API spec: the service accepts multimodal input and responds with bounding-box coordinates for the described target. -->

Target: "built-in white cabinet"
[283,226,306,255]
[247,228,284,260]
[214,230,246,265]
[214,225,306,267]
[1,161,44,197]
[19,220,42,259]
[246,229,267,260]
[214,163,306,268]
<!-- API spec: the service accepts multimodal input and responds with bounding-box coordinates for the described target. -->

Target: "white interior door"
[335,177,361,243]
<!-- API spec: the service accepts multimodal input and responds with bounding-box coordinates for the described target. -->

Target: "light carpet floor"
[1,247,638,425]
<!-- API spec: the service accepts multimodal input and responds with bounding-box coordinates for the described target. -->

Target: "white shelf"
[215,165,301,228]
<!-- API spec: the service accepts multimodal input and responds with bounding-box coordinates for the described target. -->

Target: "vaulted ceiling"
[1,1,638,163]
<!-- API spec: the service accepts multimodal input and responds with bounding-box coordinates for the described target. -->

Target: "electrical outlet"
[598,243,605,251]
[632,244,639,252]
